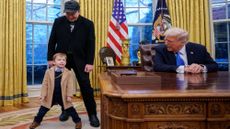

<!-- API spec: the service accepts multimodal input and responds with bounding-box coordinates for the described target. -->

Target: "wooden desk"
[99,72,230,129]
[98,65,142,72]
[106,66,142,71]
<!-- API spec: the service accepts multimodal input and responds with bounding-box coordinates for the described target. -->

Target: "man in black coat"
[153,27,218,73]
[47,0,99,127]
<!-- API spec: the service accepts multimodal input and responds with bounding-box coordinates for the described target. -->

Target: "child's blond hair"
[52,53,67,61]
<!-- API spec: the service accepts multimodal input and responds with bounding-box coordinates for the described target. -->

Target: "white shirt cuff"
[176,66,185,73]
[202,65,207,73]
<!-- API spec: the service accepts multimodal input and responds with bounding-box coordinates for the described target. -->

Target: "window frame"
[26,0,62,86]
[123,0,156,63]
[211,0,230,71]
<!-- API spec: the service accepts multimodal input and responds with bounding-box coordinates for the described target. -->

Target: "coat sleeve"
[201,46,218,72]
[85,21,95,65]
[47,19,58,61]
[66,70,76,97]
[41,70,49,97]
[153,47,178,72]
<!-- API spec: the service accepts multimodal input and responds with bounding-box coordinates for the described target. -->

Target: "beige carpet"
[0,100,100,129]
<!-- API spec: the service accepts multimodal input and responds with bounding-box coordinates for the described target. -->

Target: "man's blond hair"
[53,53,67,61]
[164,27,189,43]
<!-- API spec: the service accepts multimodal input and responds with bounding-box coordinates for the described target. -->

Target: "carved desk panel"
[99,72,230,129]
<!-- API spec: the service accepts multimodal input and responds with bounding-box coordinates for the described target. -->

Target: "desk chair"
[139,44,157,72]
[99,47,116,65]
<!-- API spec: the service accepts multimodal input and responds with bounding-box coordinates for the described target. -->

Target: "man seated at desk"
[153,27,218,73]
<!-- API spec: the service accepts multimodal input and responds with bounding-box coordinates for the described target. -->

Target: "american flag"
[106,0,128,64]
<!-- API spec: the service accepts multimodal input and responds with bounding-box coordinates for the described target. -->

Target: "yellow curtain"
[0,0,28,106]
[74,0,113,96]
[166,0,212,52]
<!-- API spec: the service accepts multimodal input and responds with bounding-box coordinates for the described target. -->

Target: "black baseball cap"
[64,0,80,13]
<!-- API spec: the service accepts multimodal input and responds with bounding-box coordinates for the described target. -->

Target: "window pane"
[26,0,31,3]
[228,3,230,18]
[214,23,227,42]
[47,5,61,22]
[34,65,47,84]
[142,25,152,42]
[212,3,226,20]
[33,4,46,21]
[48,0,61,4]
[48,25,52,36]
[26,3,32,20]
[33,0,46,4]
[126,8,139,23]
[26,24,32,44]
[26,44,33,64]
[215,43,229,62]
[140,0,152,7]
[27,65,32,85]
[129,25,152,63]
[212,0,225,4]
[129,26,140,63]
[129,21,152,63]
[228,23,230,42]
[34,44,48,64]
[125,0,138,7]
[34,24,47,44]
[139,7,152,23]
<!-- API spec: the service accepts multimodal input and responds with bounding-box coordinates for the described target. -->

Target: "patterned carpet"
[0,100,100,129]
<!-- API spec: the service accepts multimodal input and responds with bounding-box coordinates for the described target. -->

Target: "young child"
[29,53,82,129]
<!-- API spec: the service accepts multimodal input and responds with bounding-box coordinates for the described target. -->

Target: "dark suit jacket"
[153,42,218,72]
[47,15,95,75]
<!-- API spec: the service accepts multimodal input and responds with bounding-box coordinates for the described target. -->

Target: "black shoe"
[89,115,100,127]
[59,111,69,121]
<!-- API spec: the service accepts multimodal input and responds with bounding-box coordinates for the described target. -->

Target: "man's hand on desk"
[185,63,204,73]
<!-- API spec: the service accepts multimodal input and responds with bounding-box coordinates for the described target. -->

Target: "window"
[123,0,154,63]
[211,0,230,71]
[26,0,155,85]
[26,0,62,85]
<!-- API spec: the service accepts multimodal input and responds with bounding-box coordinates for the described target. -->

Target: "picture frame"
[105,57,114,66]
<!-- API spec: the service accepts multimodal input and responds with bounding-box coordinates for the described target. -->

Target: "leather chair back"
[139,44,156,71]
[99,47,116,65]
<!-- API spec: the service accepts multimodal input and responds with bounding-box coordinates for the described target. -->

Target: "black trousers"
[65,54,97,116]
[34,105,81,124]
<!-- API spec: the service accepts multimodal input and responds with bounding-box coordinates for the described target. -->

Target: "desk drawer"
[147,122,205,129]
[207,121,230,129]
[208,102,230,118]
[143,102,206,120]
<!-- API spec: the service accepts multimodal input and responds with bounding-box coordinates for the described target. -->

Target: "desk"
[106,66,142,71]
[98,65,142,72]
[99,72,230,129]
